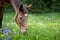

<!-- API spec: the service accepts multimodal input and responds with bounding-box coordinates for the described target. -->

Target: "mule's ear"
[19,4,23,11]
[25,4,32,9]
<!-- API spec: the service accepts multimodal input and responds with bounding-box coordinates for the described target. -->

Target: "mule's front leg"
[0,8,4,28]
[0,2,5,28]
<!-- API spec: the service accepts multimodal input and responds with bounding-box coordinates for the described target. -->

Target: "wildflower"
[2,38,5,40]
[0,29,2,32]
[3,29,11,34]
[7,35,11,40]
[14,31,17,34]
[3,26,11,34]
[7,29,11,33]
[3,27,8,30]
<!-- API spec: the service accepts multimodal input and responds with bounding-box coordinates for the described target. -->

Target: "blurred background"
[5,0,60,13]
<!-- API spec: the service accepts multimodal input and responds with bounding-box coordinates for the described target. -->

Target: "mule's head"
[15,4,32,33]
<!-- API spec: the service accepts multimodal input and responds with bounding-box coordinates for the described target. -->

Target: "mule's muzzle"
[21,29,27,33]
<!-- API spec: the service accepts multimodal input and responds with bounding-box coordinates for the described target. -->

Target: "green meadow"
[0,12,60,40]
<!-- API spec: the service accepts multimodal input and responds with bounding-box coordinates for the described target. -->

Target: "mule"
[0,0,32,33]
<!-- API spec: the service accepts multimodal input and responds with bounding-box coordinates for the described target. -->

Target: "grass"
[0,12,60,40]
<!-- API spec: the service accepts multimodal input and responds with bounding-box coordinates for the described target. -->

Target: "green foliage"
[5,0,60,13]
[52,0,60,12]
[21,0,60,13]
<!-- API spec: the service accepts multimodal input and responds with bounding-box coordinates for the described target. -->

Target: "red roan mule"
[0,0,32,33]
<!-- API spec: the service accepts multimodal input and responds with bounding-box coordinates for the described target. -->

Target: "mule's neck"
[10,0,21,12]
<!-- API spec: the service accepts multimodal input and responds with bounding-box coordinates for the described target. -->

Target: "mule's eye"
[20,17,22,20]
[19,17,24,22]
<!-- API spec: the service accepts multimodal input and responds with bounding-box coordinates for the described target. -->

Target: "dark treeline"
[5,0,60,13]
[21,0,60,13]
